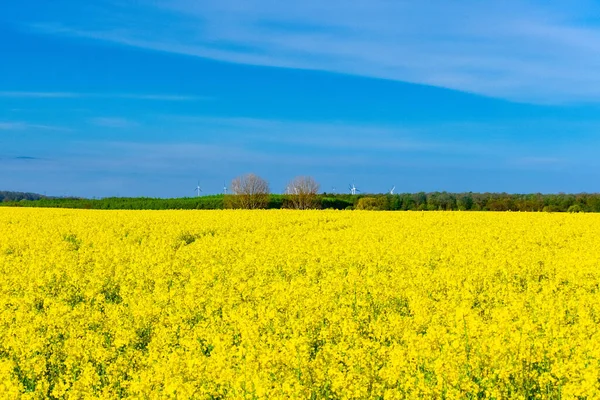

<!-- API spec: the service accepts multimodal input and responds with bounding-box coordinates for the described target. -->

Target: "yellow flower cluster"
[1,208,600,399]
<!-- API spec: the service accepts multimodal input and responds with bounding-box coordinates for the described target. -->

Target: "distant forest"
[2,191,600,212]
[0,191,48,202]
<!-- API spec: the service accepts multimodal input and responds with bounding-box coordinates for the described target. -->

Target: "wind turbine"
[349,182,360,195]
[389,186,396,195]
[331,186,336,194]
[285,185,299,195]
[195,181,202,197]
[223,182,228,194]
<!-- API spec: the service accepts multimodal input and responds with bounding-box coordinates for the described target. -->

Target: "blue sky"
[2,0,600,197]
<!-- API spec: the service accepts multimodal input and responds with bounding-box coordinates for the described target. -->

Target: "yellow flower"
[1,208,599,398]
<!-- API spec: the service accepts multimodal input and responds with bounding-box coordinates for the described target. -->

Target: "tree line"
[3,192,600,212]
[2,173,600,212]
[0,191,47,202]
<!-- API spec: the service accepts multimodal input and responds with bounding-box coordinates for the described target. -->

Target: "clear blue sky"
[2,1,600,197]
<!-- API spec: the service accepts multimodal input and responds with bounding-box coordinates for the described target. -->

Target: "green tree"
[356,197,381,210]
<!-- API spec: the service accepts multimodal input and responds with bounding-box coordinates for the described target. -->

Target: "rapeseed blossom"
[1,208,599,398]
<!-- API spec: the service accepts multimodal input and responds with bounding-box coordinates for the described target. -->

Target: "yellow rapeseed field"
[1,208,600,399]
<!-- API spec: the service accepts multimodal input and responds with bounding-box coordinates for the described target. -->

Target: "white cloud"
[0,92,79,98]
[0,121,70,131]
[90,117,139,128]
[0,91,207,101]
[154,115,493,155]
[27,0,600,103]
[0,122,26,130]
[510,156,565,167]
[112,94,207,101]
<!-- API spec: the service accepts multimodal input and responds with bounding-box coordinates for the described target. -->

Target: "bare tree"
[285,176,320,209]
[227,173,270,209]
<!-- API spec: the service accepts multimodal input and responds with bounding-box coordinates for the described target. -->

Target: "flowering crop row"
[1,208,600,398]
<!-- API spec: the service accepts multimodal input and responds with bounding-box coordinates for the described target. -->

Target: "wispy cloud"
[510,156,565,167]
[26,1,600,103]
[0,91,208,101]
[90,117,139,128]
[0,122,25,130]
[75,140,378,171]
[0,121,70,132]
[156,115,491,155]
[14,156,41,160]
[0,92,79,98]
[112,94,207,101]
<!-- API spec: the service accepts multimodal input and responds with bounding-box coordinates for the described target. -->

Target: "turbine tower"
[389,186,396,195]
[223,182,228,194]
[349,182,360,195]
[195,181,202,197]
[285,185,299,195]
